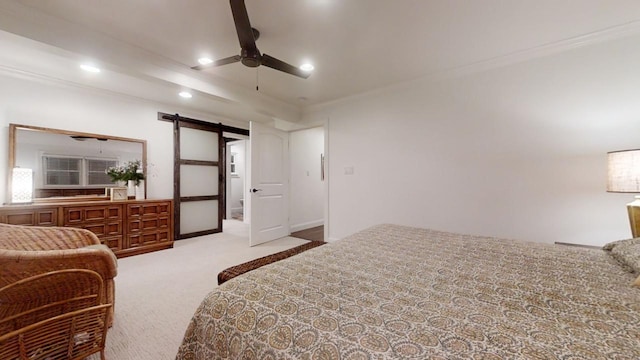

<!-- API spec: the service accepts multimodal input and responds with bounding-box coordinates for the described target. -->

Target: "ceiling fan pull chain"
[256,67,259,91]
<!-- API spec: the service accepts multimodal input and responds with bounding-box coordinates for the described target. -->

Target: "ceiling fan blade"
[261,54,310,79]
[230,0,258,51]
[191,55,241,70]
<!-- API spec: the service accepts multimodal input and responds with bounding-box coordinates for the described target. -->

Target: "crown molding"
[304,19,640,116]
[436,19,640,80]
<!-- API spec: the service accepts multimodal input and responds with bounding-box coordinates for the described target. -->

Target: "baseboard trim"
[290,219,324,233]
[327,237,340,243]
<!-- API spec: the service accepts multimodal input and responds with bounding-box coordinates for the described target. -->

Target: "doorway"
[225,139,247,223]
[288,126,325,241]
[225,123,327,245]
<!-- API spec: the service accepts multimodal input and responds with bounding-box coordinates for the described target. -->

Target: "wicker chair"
[0,223,117,326]
[0,269,111,360]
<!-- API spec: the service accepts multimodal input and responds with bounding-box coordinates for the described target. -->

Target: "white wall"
[0,73,232,204]
[304,33,640,246]
[289,127,324,231]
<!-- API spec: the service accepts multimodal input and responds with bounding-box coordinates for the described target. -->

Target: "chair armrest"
[33,226,102,249]
[0,247,117,288]
[0,224,101,251]
[56,227,102,248]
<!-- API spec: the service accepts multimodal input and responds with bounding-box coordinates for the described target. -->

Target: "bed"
[176,224,640,359]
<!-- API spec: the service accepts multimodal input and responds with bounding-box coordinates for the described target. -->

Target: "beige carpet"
[93,220,308,360]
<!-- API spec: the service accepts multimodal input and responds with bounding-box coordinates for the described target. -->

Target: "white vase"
[135,180,145,200]
[127,180,136,198]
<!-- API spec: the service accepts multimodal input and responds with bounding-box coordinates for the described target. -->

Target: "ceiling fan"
[191,0,310,79]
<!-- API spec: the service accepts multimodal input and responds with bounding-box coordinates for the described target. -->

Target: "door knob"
[251,188,262,193]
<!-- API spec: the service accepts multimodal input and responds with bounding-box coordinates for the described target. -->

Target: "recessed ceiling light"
[300,63,314,72]
[80,64,101,73]
[179,91,193,99]
[198,57,213,65]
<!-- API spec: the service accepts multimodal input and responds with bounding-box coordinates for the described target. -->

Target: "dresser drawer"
[102,236,123,251]
[128,217,170,233]
[63,205,122,225]
[82,221,122,237]
[127,202,170,218]
[128,230,170,247]
[1,208,58,226]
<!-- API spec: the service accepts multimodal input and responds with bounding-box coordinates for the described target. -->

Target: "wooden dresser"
[0,199,174,258]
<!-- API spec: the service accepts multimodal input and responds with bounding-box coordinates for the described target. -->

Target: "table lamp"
[607,149,640,237]
[11,167,33,204]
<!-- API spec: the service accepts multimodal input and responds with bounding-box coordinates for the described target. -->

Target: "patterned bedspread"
[176,224,640,359]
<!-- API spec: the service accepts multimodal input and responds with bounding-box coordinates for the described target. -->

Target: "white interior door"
[249,121,289,246]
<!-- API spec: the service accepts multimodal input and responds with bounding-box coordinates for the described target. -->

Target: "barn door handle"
[251,188,262,193]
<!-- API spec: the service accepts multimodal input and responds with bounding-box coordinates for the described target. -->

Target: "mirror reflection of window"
[43,156,117,186]
[88,159,118,185]
[230,153,237,176]
[43,156,81,185]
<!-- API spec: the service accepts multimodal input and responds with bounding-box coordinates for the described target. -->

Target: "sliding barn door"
[174,120,223,239]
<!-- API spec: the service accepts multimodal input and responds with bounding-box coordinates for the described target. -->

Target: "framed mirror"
[8,123,146,202]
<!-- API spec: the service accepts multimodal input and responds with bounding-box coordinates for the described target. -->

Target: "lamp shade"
[11,167,33,203]
[607,149,640,193]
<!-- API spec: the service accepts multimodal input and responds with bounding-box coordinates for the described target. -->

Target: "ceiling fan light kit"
[191,0,311,79]
[197,57,213,65]
[80,64,101,73]
[300,63,314,72]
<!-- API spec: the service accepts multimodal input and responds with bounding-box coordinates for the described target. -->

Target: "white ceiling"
[2,0,640,123]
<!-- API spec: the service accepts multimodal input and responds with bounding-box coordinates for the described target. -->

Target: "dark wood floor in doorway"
[291,226,324,242]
